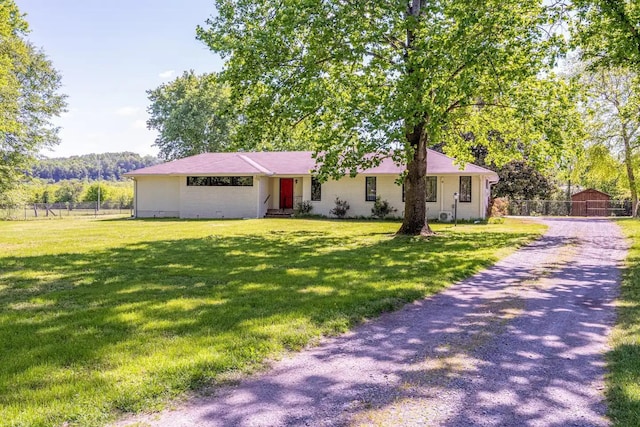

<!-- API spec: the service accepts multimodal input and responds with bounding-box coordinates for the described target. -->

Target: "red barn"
[571,189,611,216]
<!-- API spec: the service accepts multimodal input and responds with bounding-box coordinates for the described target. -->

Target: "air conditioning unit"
[439,211,453,222]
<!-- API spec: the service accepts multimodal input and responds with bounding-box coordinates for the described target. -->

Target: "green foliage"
[294,200,313,215]
[31,151,158,182]
[54,180,84,204]
[0,217,545,425]
[572,1,640,68]
[329,197,350,218]
[371,197,397,219]
[579,67,640,210]
[146,71,237,161]
[574,144,628,198]
[199,0,577,233]
[83,183,111,202]
[109,185,134,208]
[0,0,67,193]
[492,161,554,200]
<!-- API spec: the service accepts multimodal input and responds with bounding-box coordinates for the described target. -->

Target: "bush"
[490,197,509,217]
[371,196,397,218]
[330,197,350,218]
[294,200,313,215]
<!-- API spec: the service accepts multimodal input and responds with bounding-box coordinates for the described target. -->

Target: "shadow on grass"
[133,218,623,427]
[607,218,640,425]
[0,227,537,425]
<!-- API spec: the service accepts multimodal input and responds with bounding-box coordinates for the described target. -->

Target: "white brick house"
[124,150,499,220]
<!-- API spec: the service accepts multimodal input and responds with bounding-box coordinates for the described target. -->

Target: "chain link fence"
[506,200,632,217]
[0,202,133,220]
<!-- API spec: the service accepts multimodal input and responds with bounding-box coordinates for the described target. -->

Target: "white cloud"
[115,106,140,116]
[158,70,175,79]
[132,119,146,130]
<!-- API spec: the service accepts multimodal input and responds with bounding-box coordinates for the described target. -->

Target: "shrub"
[330,197,350,218]
[294,200,313,215]
[371,196,397,219]
[491,197,509,217]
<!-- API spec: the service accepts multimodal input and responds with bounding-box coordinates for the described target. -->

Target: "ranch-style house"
[124,150,499,221]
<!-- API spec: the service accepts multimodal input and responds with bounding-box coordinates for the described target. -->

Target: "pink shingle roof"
[125,150,498,178]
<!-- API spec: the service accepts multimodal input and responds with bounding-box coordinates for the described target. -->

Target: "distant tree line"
[30,180,133,207]
[31,152,159,182]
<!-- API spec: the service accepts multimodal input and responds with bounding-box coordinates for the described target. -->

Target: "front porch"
[257,176,306,218]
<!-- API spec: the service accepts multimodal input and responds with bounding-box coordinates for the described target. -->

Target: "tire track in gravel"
[117,218,627,427]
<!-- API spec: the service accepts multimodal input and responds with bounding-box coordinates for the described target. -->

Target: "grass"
[0,217,545,426]
[608,218,640,425]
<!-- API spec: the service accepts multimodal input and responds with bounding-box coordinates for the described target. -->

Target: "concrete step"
[265,209,294,218]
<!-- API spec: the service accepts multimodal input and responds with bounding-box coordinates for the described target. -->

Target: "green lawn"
[0,217,544,426]
[608,219,640,425]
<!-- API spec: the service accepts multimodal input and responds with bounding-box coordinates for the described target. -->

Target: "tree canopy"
[199,0,577,234]
[0,0,66,193]
[31,152,159,182]
[146,71,236,161]
[580,67,640,211]
[572,0,640,68]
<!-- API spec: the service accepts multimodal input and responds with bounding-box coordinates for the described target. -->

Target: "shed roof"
[124,150,498,179]
[571,188,611,200]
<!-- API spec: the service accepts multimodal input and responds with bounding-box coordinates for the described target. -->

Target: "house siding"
[257,177,270,218]
[135,176,180,218]
[179,176,258,219]
[435,175,485,220]
[304,174,487,220]
[309,175,404,218]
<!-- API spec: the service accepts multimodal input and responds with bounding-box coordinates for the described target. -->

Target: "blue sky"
[15,0,223,158]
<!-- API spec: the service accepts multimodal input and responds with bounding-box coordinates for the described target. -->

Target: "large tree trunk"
[622,131,638,216]
[397,0,433,236]
[397,124,434,236]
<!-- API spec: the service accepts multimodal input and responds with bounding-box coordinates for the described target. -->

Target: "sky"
[15,0,224,158]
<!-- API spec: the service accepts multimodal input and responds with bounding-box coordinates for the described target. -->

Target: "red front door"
[280,178,294,209]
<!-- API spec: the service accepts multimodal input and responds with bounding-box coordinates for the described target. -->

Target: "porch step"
[265,209,294,218]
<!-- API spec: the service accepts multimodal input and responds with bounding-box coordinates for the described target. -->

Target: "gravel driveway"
[118,218,628,427]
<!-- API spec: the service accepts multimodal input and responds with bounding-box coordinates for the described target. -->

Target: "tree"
[83,183,110,203]
[199,0,572,235]
[575,143,627,197]
[492,161,554,200]
[146,71,236,161]
[580,67,640,213]
[572,0,640,68]
[54,180,84,204]
[0,0,66,194]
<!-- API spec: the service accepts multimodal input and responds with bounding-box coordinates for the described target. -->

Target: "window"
[459,176,471,202]
[426,176,437,202]
[402,178,437,202]
[311,177,321,201]
[365,177,377,201]
[186,176,209,186]
[186,176,253,186]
